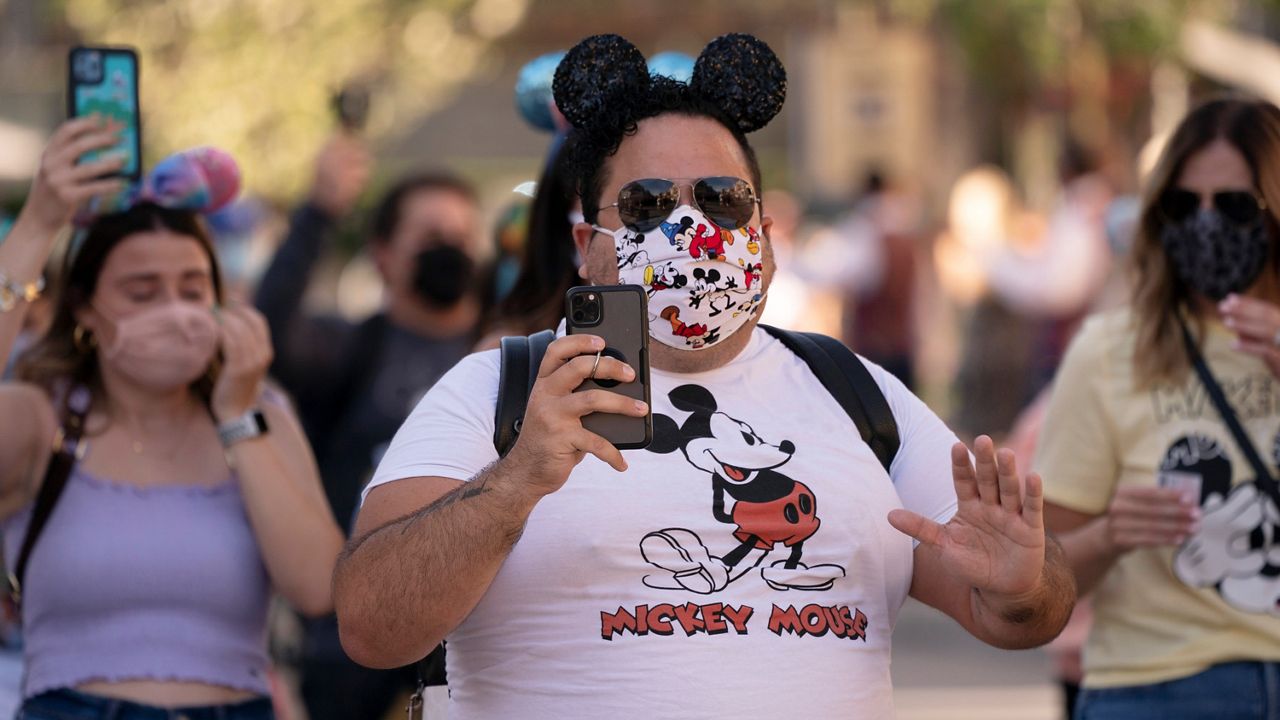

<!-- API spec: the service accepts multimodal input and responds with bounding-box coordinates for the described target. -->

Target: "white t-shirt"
[365,327,959,719]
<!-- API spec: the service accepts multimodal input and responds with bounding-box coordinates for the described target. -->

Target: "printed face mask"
[98,302,220,391]
[596,205,766,350]
[1160,209,1272,301]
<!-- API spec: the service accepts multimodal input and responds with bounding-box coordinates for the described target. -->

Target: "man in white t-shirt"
[333,34,1075,719]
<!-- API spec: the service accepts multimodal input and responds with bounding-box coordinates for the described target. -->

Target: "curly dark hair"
[566,75,764,224]
[552,34,785,225]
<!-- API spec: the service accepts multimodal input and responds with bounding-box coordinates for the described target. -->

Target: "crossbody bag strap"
[9,385,92,604]
[1176,316,1280,503]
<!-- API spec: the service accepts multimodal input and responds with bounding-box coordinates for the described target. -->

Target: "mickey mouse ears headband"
[516,49,700,132]
[75,146,242,227]
[551,33,786,135]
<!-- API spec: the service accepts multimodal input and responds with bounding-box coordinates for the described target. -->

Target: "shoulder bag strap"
[10,385,91,604]
[1176,316,1280,504]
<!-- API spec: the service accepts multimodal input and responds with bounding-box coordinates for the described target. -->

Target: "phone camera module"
[73,51,104,84]
[571,291,602,326]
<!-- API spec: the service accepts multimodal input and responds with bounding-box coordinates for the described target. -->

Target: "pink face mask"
[97,302,220,391]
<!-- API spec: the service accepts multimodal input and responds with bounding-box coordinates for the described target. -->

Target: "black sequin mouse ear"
[690,33,787,133]
[553,34,650,131]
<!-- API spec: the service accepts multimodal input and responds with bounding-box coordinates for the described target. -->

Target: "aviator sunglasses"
[1158,187,1268,225]
[603,176,762,233]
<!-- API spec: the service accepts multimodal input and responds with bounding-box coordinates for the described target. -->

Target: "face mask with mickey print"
[594,205,766,350]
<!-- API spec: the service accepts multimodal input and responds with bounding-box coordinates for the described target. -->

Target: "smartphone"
[67,45,142,180]
[565,284,652,450]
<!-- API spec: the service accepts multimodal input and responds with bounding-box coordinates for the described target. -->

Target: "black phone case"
[67,45,142,181]
[565,284,652,450]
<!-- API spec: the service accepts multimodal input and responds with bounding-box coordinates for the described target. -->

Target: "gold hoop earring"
[73,325,97,354]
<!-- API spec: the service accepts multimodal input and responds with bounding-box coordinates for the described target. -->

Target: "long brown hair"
[1131,97,1280,387]
[15,202,226,410]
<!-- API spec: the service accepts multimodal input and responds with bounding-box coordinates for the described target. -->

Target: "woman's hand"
[1100,485,1200,553]
[211,304,274,423]
[1221,293,1280,377]
[20,116,127,233]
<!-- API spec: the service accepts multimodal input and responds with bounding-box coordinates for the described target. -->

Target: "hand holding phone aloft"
[67,46,142,180]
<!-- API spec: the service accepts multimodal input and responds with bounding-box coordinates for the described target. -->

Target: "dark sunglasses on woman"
[1159,187,1268,225]
[604,176,762,233]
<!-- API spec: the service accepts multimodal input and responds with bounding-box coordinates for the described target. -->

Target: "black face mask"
[413,245,475,307]
[1160,209,1271,301]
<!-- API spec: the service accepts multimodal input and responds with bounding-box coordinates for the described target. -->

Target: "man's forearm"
[334,461,540,668]
[970,537,1077,650]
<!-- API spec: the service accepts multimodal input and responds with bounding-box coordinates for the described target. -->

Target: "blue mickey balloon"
[515,51,566,132]
[647,52,695,83]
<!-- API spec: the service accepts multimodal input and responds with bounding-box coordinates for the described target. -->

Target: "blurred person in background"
[935,166,1039,439]
[254,133,483,720]
[476,133,581,349]
[837,170,921,389]
[0,119,341,720]
[756,187,829,333]
[939,155,1112,441]
[1039,97,1280,720]
[981,144,1115,393]
[481,200,530,309]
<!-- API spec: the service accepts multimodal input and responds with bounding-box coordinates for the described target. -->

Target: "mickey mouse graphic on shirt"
[640,384,847,594]
[1163,433,1280,616]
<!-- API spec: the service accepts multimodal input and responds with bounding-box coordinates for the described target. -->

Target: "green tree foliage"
[61,0,528,198]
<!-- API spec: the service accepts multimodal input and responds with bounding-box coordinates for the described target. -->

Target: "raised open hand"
[888,436,1045,597]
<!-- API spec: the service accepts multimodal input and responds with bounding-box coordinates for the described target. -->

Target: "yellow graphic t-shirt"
[1036,308,1280,689]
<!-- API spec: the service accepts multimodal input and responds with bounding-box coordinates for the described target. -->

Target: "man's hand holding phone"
[503,334,649,499]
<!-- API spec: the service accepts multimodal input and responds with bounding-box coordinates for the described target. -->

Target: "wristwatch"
[218,409,269,447]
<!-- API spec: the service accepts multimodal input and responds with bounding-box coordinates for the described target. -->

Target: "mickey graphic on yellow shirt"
[1161,433,1280,615]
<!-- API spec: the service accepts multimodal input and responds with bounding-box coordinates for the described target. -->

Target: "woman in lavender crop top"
[0,123,344,719]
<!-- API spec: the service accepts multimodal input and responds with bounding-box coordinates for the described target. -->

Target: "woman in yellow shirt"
[1038,97,1280,719]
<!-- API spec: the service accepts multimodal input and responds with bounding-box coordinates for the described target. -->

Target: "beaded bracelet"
[0,270,45,312]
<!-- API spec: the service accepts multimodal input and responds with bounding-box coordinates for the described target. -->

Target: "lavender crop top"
[1,468,271,698]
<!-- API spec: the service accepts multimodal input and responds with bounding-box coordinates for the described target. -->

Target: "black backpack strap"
[494,330,555,457]
[9,385,92,605]
[760,324,900,473]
